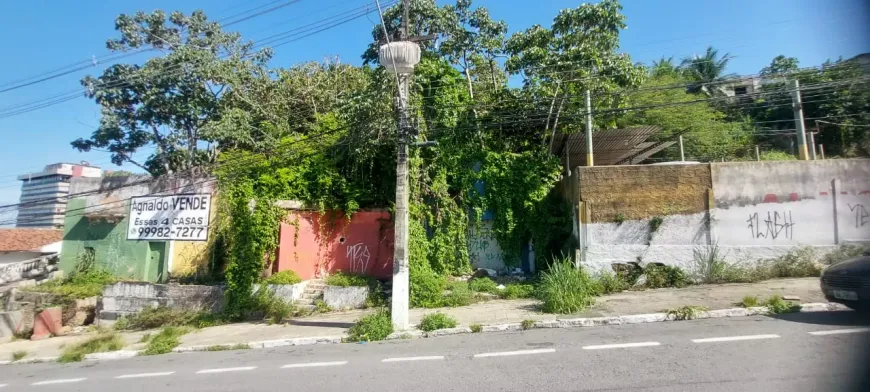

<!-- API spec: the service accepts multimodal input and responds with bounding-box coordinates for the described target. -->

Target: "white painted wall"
[468,221,505,271]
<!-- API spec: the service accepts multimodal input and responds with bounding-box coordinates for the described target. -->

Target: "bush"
[58,333,124,363]
[499,283,536,299]
[325,271,371,287]
[263,270,302,285]
[521,319,535,330]
[666,305,708,320]
[822,244,868,265]
[27,252,117,299]
[764,294,801,314]
[410,266,446,308]
[253,286,295,324]
[347,309,393,342]
[470,324,482,333]
[645,264,691,289]
[767,247,821,278]
[12,351,27,361]
[442,282,474,307]
[117,306,224,330]
[468,277,499,294]
[596,272,628,294]
[537,260,600,314]
[418,313,457,331]
[141,327,191,356]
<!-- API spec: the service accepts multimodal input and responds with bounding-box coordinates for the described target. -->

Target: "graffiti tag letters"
[746,211,795,240]
[346,243,371,274]
[848,204,868,229]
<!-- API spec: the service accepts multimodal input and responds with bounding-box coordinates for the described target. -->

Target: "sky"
[0,0,867,211]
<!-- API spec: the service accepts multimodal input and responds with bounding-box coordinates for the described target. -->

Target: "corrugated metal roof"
[550,126,676,167]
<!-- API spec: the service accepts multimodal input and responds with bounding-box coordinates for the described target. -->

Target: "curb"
[0,302,851,365]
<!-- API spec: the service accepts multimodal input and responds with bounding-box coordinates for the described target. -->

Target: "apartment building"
[16,163,102,228]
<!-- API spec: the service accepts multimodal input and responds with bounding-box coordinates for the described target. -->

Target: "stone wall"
[98,282,225,323]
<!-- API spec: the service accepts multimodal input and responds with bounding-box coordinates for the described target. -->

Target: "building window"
[733,86,748,96]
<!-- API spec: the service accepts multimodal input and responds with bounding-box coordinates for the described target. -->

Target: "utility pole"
[808,131,817,160]
[585,89,594,167]
[379,0,420,331]
[755,145,760,161]
[678,135,685,162]
[820,144,826,159]
[789,79,810,160]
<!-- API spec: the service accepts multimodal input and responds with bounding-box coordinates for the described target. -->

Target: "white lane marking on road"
[281,361,348,369]
[116,371,176,379]
[196,366,257,374]
[692,334,780,343]
[474,348,556,358]
[808,328,870,336]
[382,356,444,363]
[32,378,87,386]
[582,342,661,350]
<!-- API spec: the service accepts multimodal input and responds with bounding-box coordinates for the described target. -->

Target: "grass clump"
[521,319,536,330]
[325,271,371,287]
[537,260,600,314]
[11,351,27,361]
[442,281,475,307]
[499,283,536,299]
[470,324,482,333]
[645,264,691,289]
[138,333,151,343]
[314,299,332,313]
[253,287,295,324]
[767,247,822,278]
[262,270,302,285]
[666,305,708,320]
[419,313,458,332]
[116,306,225,330]
[205,343,250,351]
[58,333,125,363]
[822,244,869,265]
[141,327,191,356]
[596,272,628,294]
[347,309,393,342]
[764,294,802,314]
[468,277,499,294]
[410,266,447,308]
[739,295,760,308]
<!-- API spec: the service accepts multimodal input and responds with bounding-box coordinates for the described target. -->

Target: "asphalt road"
[1,311,869,392]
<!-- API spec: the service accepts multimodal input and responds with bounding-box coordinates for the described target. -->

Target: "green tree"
[72,10,271,176]
[680,46,736,95]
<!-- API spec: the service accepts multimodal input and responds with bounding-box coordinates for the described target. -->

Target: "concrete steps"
[293,279,325,308]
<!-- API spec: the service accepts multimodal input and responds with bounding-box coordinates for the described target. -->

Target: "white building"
[16,162,102,228]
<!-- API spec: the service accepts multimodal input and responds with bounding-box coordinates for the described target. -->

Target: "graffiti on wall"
[746,210,795,240]
[346,242,371,274]
[848,204,868,229]
[468,224,503,269]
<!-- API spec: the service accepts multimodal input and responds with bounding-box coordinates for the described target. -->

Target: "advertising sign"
[127,194,211,241]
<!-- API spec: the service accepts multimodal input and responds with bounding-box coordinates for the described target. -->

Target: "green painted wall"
[60,199,168,282]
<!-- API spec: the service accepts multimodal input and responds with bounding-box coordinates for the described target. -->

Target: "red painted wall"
[275,210,394,280]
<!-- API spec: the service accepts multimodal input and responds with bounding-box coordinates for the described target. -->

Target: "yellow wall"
[169,195,219,278]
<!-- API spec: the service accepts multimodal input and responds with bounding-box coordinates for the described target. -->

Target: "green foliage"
[27,251,117,300]
[347,309,393,342]
[410,261,447,308]
[499,282,536,299]
[537,260,600,314]
[758,151,796,161]
[596,272,628,294]
[666,305,708,320]
[739,295,760,308]
[263,271,302,285]
[325,271,371,287]
[644,264,691,289]
[141,327,192,356]
[11,351,27,361]
[649,216,664,234]
[470,324,483,333]
[767,247,822,278]
[115,306,224,330]
[764,295,802,314]
[419,313,458,331]
[521,319,536,330]
[205,343,250,351]
[468,277,499,294]
[442,281,475,307]
[253,286,295,324]
[58,333,125,363]
[614,213,626,224]
[679,46,736,95]
[693,244,729,283]
[822,244,869,265]
[313,299,332,313]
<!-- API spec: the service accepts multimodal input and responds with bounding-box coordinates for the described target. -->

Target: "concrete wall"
[60,176,216,282]
[0,252,44,264]
[99,281,224,323]
[570,160,870,272]
[468,221,505,271]
[323,286,368,310]
[275,210,394,280]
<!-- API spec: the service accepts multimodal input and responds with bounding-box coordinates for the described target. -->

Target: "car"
[820,250,870,312]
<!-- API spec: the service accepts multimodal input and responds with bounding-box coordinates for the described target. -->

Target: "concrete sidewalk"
[0,278,825,361]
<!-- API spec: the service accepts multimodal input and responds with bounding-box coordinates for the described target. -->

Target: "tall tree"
[72,10,271,176]
[680,46,736,95]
